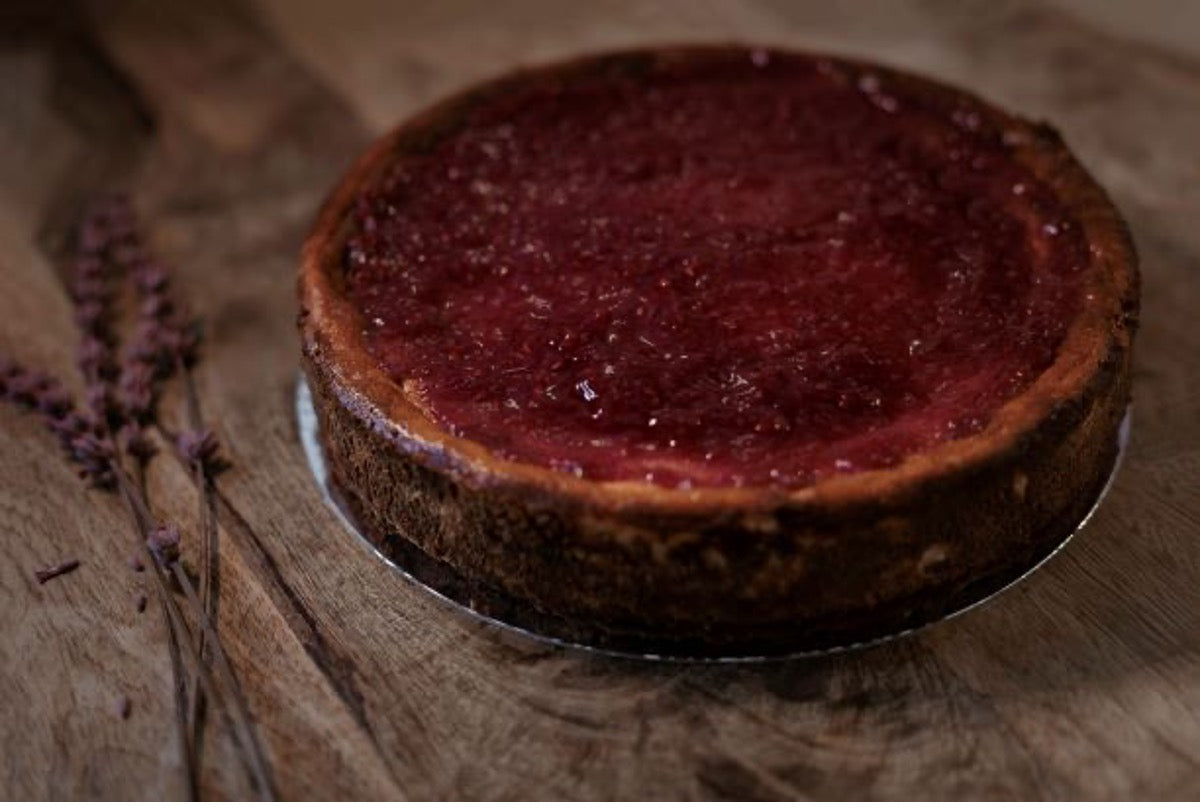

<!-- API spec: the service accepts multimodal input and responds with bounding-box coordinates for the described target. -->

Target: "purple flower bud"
[36,387,73,417]
[74,300,105,331]
[77,220,108,255]
[70,433,113,464]
[47,412,89,443]
[71,277,108,304]
[163,319,202,367]
[140,294,173,319]
[7,371,50,406]
[78,335,109,373]
[85,384,112,422]
[177,428,224,472]
[134,263,169,294]
[72,256,104,282]
[146,525,181,565]
[119,363,154,421]
[119,423,156,461]
[109,217,137,243]
[124,321,162,360]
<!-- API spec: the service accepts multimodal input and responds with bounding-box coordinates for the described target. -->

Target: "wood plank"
[1,0,1198,798]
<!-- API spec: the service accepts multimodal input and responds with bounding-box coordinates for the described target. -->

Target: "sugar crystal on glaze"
[344,50,1086,488]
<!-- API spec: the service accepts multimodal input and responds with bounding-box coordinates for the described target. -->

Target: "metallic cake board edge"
[296,377,1131,664]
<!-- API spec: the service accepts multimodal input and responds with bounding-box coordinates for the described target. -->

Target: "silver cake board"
[298,378,1130,663]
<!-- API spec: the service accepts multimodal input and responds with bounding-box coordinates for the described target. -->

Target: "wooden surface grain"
[1,0,1198,799]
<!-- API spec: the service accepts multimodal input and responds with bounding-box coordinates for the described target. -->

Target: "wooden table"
[2,0,1198,799]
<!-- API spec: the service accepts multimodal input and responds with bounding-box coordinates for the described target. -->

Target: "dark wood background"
[1,0,1198,799]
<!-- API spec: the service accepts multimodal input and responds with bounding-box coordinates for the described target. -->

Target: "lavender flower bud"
[85,383,112,423]
[140,294,173,319]
[123,321,162,364]
[119,423,156,461]
[165,319,202,367]
[72,256,105,283]
[133,263,169,294]
[70,433,113,465]
[119,363,154,421]
[47,411,89,443]
[7,371,50,406]
[146,525,181,565]
[71,277,108,304]
[35,385,73,417]
[177,428,224,473]
[77,220,108,255]
[73,300,105,332]
[78,336,109,377]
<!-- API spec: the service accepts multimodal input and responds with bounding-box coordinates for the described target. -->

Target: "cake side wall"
[301,338,1130,652]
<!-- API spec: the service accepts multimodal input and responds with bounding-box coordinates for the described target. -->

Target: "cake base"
[297,378,1130,661]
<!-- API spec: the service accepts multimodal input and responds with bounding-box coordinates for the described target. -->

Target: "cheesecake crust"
[298,46,1138,652]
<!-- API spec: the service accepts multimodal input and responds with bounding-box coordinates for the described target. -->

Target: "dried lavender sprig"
[46,194,247,795]
[168,557,274,799]
[70,194,134,428]
[101,200,224,776]
[66,193,194,437]
[111,465,274,799]
[0,359,191,795]
[110,202,201,429]
[0,193,270,798]
[110,470,199,800]
[88,196,206,798]
[75,196,208,796]
[116,205,225,773]
[179,433,222,775]
[96,196,250,798]
[34,559,80,584]
[0,357,114,488]
[174,429,220,768]
[177,428,228,477]
[144,493,271,801]
[147,524,182,566]
[9,194,267,798]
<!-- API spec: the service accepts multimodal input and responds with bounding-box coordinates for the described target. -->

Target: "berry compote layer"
[344,50,1087,489]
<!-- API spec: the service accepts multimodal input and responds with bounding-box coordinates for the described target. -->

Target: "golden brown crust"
[297,46,1138,652]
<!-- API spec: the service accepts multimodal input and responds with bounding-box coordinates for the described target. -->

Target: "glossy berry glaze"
[343,50,1087,489]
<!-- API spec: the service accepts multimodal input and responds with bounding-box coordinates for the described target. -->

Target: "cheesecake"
[299,46,1137,654]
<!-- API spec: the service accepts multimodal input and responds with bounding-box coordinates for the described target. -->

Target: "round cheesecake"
[299,47,1137,654]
